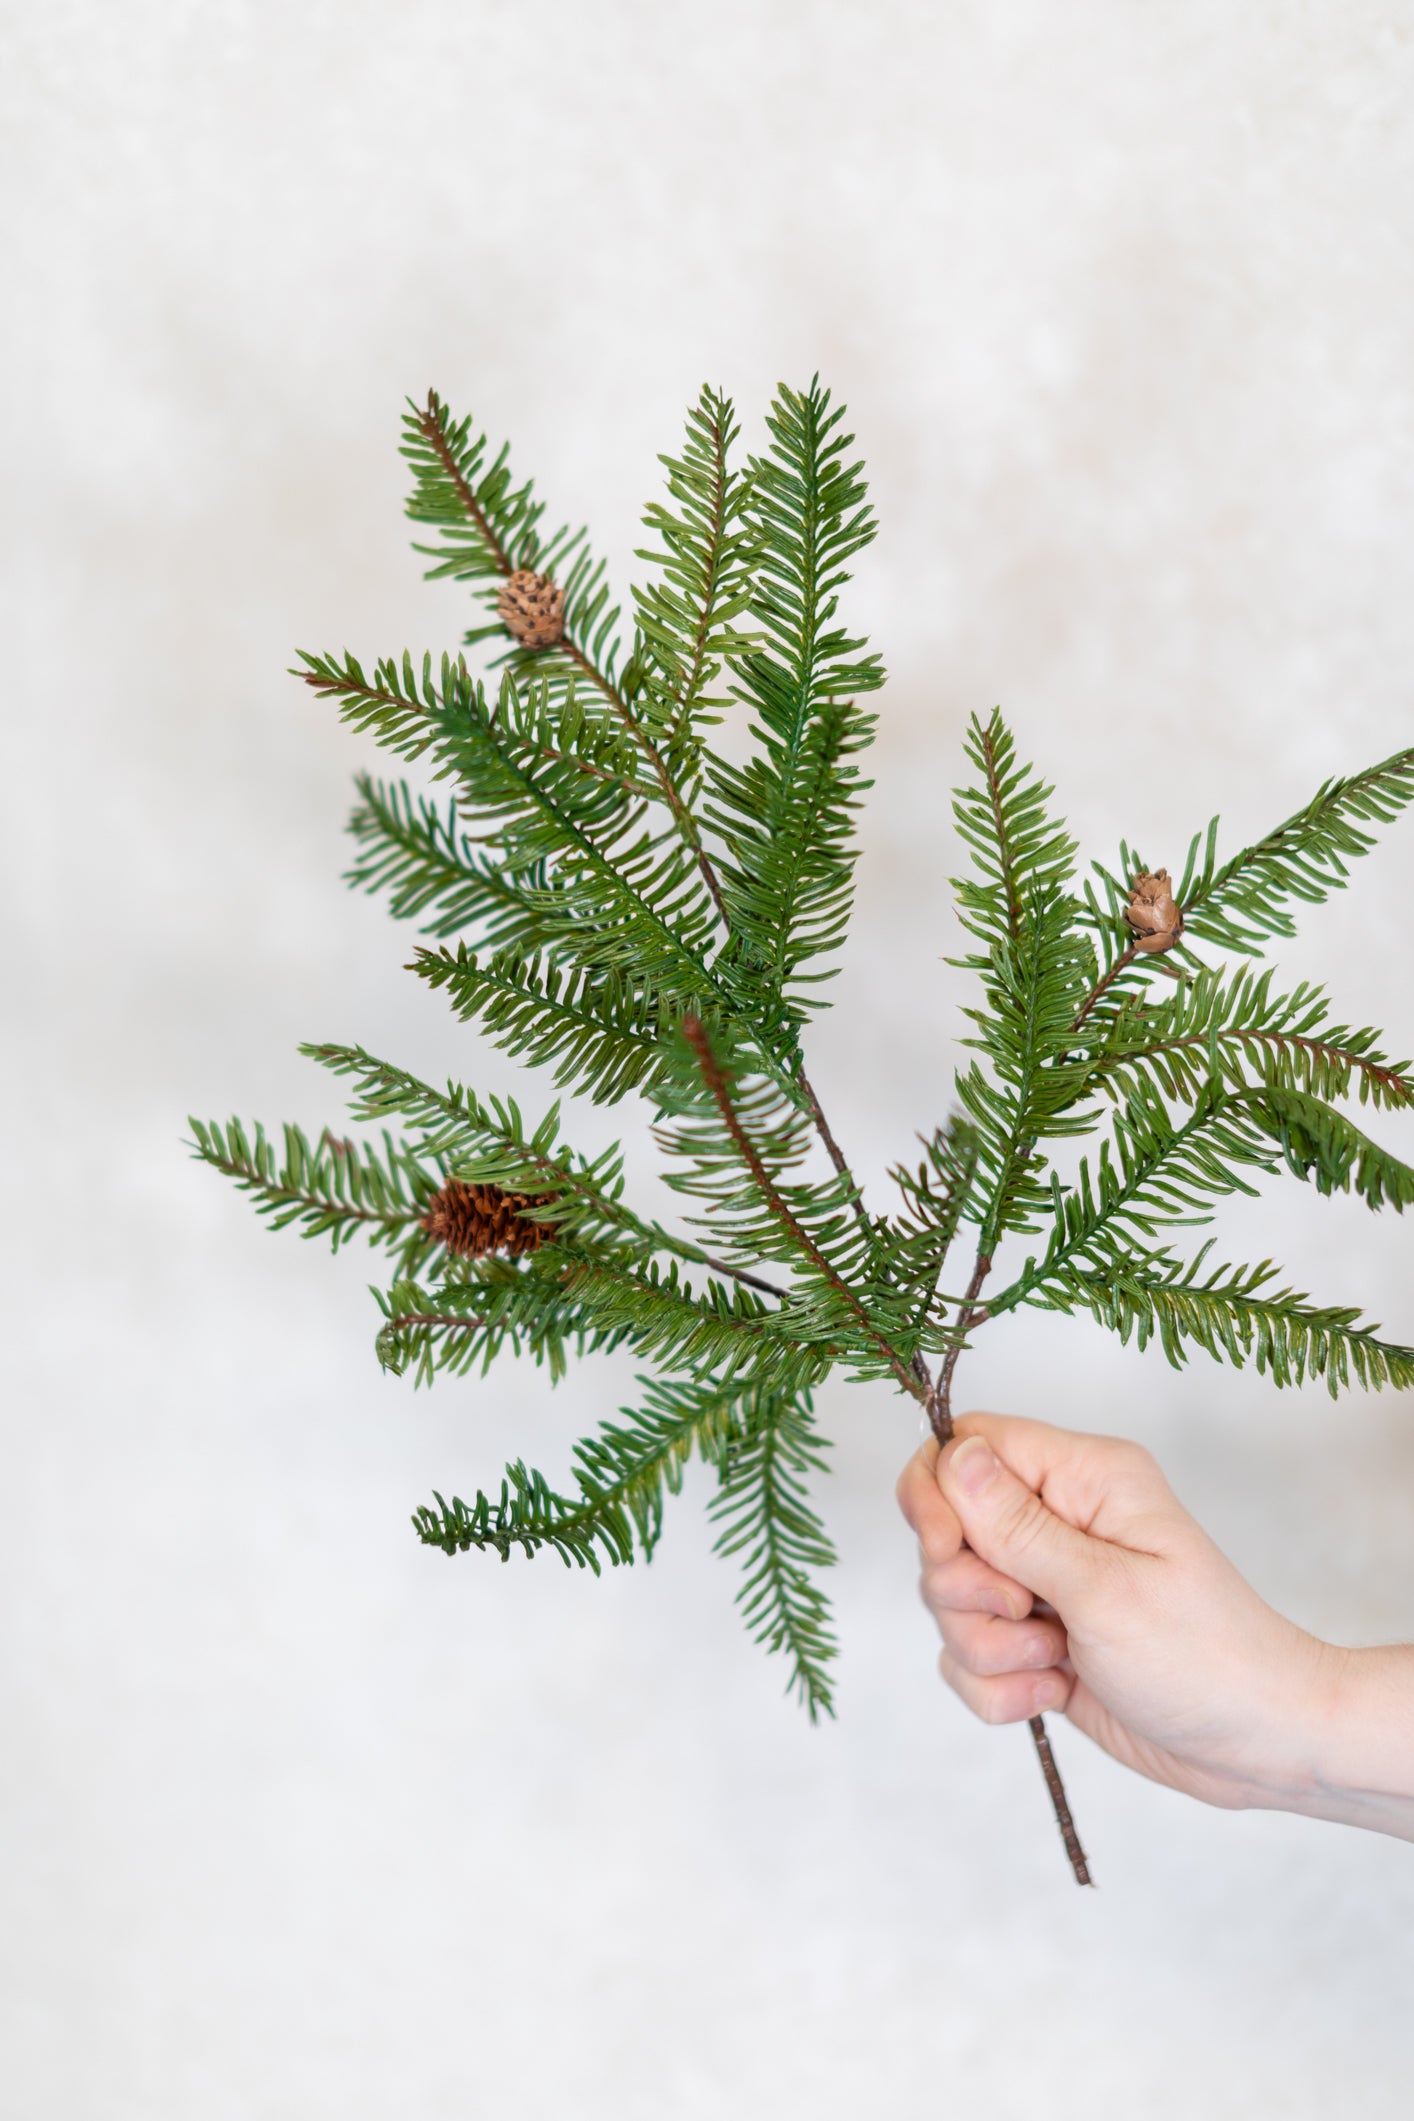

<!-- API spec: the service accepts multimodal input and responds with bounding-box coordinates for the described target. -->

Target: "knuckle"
[995,1487,1051,1560]
[1092,1434,1159,1486]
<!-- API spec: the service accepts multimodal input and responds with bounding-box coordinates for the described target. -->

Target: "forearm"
[1273,1643,1414,1842]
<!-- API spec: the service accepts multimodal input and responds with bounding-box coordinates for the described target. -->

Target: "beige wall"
[6,2,1414,2112]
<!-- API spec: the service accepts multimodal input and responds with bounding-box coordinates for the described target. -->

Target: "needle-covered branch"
[197,372,1414,1892]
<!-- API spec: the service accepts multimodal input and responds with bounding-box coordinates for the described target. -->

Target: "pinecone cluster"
[495,568,565,651]
[1124,868,1185,954]
[419,1180,552,1259]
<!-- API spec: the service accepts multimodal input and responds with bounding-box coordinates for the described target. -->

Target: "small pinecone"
[496,569,565,651]
[420,1180,551,1260]
[1124,869,1185,954]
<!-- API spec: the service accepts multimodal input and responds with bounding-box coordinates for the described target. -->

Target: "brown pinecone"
[1123,869,1185,954]
[495,568,565,651]
[420,1180,552,1260]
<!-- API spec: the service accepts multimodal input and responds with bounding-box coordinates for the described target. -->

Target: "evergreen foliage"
[191,376,1414,1742]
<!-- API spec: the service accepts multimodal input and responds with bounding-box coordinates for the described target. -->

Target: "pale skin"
[896,1413,1414,1842]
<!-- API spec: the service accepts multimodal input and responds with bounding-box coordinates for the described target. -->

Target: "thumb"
[936,1433,1110,1616]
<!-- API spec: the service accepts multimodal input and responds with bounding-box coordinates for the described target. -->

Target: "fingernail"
[951,1437,998,1496]
[1036,1678,1068,1711]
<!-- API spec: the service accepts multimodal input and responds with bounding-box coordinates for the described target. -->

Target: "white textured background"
[5,3,1414,2114]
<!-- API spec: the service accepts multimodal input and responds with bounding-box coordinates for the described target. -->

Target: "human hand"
[897,1412,1413,1829]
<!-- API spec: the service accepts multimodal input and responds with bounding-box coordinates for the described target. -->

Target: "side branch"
[300,665,662,812]
[417,393,729,927]
[682,1018,922,1400]
[937,886,1134,1439]
[981,718,1024,939]
[417,393,513,575]
[1070,942,1139,1034]
[797,1063,882,1260]
[699,1254,791,1302]
[672,400,732,724]
[557,636,731,929]
[382,1310,489,1336]
[1086,1026,1414,1106]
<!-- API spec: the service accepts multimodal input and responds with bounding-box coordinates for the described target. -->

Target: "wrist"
[1269,1641,1414,1841]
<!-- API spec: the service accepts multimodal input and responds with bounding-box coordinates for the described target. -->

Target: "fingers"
[929,1605,1069,1677]
[950,1412,1179,1547]
[937,1646,1075,1726]
[920,1547,1035,1621]
[895,1440,963,1564]
[927,1542,1075,1727]
[932,1422,1155,1619]
[899,1444,1041,1625]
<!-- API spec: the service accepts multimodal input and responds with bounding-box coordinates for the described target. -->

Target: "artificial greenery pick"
[193,379,1414,1885]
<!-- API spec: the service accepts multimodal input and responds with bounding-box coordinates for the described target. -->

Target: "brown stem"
[797,1062,883,1258]
[796,1065,854,1192]
[1028,1716,1093,1886]
[925,1252,992,1443]
[927,1249,1093,1885]
[683,1017,923,1402]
